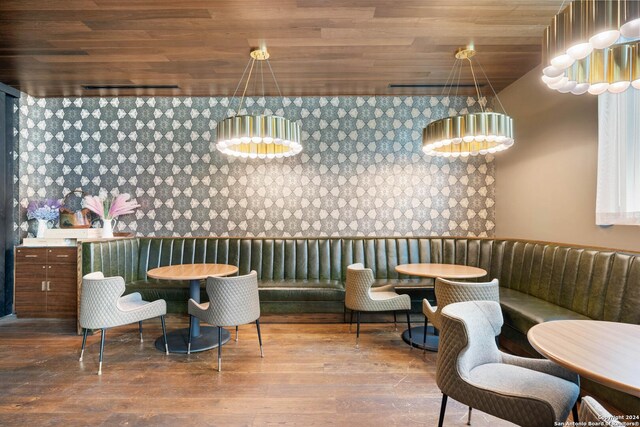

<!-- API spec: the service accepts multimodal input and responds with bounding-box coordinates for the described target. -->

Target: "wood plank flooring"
[0,315,519,426]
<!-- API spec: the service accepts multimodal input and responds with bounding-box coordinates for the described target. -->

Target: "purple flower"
[26,199,62,221]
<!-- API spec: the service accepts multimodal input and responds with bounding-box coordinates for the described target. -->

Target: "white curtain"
[596,89,640,225]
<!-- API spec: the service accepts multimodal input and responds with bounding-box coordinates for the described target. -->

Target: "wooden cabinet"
[14,246,78,318]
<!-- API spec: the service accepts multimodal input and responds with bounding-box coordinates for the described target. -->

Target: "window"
[596,89,640,225]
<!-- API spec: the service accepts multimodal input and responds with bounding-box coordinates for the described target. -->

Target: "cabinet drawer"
[15,247,47,264]
[46,247,77,264]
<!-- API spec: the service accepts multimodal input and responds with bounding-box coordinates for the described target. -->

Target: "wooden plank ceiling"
[0,0,563,97]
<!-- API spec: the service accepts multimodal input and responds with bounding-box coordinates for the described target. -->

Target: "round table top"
[528,320,640,398]
[147,263,238,281]
[395,263,487,279]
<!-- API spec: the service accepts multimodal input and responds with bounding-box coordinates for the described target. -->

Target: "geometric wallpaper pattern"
[16,95,495,239]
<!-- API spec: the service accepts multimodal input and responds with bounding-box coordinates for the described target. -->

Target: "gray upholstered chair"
[579,396,623,426]
[345,263,412,348]
[436,301,580,427]
[79,272,169,375]
[187,271,262,371]
[422,278,499,346]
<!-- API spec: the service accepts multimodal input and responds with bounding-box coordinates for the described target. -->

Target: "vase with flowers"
[83,193,140,238]
[27,199,62,238]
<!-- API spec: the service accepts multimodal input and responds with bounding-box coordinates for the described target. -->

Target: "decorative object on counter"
[59,189,92,228]
[84,193,140,238]
[422,47,515,158]
[27,198,62,238]
[215,46,303,159]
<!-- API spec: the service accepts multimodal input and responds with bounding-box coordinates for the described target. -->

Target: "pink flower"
[108,193,140,219]
[83,195,104,218]
[84,193,140,219]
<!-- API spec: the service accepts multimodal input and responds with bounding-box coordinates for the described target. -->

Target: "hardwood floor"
[0,315,518,426]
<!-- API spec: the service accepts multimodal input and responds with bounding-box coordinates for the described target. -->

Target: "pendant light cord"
[266,59,284,97]
[237,58,256,116]
[468,58,485,113]
[475,57,508,115]
[231,57,253,116]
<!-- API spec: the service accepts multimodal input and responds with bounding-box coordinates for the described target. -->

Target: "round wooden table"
[148,264,238,354]
[528,320,640,398]
[394,263,487,351]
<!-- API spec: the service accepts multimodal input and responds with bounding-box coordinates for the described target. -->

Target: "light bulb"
[632,79,640,90]
[241,136,251,143]
[588,83,609,95]
[621,18,640,38]
[608,81,630,94]
[571,83,590,95]
[543,65,564,78]
[433,140,444,148]
[558,80,577,93]
[567,42,593,60]
[548,76,568,90]
[263,137,273,144]
[463,135,474,143]
[542,74,564,85]
[475,135,486,142]
[452,138,462,144]
[589,30,620,49]
[251,136,261,143]
[550,54,575,70]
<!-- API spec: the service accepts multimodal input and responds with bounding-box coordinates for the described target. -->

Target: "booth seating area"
[81,236,640,415]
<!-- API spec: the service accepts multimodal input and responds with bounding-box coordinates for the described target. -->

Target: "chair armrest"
[188,298,209,317]
[422,298,440,329]
[500,352,580,386]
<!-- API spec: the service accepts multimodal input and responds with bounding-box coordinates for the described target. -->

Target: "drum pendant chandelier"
[541,0,640,95]
[422,48,515,158]
[216,48,302,159]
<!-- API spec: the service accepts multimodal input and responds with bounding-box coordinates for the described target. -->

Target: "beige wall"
[495,66,640,252]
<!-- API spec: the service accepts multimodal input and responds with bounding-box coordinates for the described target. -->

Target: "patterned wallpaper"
[15,95,495,238]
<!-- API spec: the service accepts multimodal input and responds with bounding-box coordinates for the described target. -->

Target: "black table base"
[155,326,231,354]
[402,325,439,351]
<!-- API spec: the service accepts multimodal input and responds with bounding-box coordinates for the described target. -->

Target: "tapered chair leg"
[393,311,397,331]
[349,310,354,333]
[187,315,193,355]
[235,325,239,342]
[406,311,413,349]
[438,394,448,427]
[160,315,169,355]
[256,319,264,358]
[217,326,222,372]
[467,406,472,425]
[423,316,428,352]
[98,329,106,375]
[79,328,88,361]
[138,321,143,342]
[572,401,579,423]
[355,311,361,348]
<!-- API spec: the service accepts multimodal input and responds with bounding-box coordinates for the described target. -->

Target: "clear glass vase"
[36,219,48,238]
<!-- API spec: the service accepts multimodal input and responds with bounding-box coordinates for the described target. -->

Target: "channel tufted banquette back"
[82,236,640,324]
[136,238,343,282]
[490,240,640,324]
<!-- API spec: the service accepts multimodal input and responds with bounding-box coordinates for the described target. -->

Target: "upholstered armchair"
[579,397,624,426]
[345,263,412,348]
[79,272,169,375]
[436,301,580,427]
[187,271,262,371]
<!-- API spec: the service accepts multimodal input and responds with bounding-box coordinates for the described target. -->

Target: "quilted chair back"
[202,271,261,327]
[344,263,375,311]
[79,272,127,329]
[431,278,500,329]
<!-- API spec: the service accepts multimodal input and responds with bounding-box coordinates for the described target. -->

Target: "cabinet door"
[14,261,47,318]
[45,248,78,318]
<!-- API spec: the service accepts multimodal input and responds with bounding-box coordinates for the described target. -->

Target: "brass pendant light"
[422,48,515,158]
[542,0,640,95]
[216,48,302,159]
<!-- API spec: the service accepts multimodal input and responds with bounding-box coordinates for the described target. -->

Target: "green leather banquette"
[82,236,640,414]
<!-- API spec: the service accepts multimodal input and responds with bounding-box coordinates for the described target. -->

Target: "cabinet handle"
[48,266,52,269]
[56,255,69,258]
[42,266,45,269]
[47,281,51,291]
[25,255,38,258]
[41,281,46,291]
